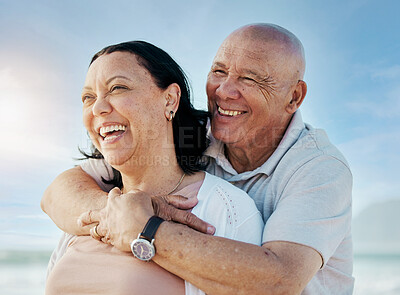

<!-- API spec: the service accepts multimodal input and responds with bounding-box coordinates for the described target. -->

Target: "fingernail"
[207,226,215,235]
[77,219,82,227]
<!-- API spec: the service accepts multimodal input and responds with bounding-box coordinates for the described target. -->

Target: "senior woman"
[45,41,263,295]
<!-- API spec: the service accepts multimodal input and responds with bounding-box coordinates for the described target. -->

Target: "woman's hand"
[78,187,215,251]
[79,188,153,251]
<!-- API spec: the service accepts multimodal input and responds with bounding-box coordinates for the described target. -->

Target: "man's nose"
[92,96,112,116]
[215,76,241,100]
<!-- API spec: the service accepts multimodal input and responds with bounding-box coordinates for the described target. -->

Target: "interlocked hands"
[78,187,215,252]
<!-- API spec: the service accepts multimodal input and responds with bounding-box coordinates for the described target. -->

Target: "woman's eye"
[82,95,94,103]
[110,85,127,92]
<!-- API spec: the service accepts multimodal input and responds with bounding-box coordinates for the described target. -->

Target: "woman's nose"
[215,76,241,100]
[92,96,112,116]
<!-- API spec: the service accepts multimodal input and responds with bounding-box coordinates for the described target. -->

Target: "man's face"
[206,34,294,149]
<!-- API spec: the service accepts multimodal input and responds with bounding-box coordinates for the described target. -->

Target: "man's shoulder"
[268,124,352,188]
[283,124,350,170]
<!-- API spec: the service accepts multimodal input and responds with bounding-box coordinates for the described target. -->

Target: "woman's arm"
[41,166,108,235]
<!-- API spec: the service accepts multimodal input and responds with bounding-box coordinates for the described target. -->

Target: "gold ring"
[92,225,102,239]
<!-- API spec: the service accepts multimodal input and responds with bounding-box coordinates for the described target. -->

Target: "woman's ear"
[286,80,307,114]
[164,83,181,121]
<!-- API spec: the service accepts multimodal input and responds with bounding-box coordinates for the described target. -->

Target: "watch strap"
[140,216,164,241]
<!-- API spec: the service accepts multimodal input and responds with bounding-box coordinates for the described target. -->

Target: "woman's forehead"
[85,52,150,83]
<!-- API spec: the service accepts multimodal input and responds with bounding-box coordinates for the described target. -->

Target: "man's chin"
[211,126,244,145]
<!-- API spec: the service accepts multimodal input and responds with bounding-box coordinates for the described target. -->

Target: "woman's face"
[82,51,168,167]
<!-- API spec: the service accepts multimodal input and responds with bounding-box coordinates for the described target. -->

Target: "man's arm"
[41,166,108,235]
[84,189,322,295]
[42,166,212,236]
[154,223,321,295]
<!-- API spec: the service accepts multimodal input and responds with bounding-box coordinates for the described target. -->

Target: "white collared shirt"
[204,110,354,294]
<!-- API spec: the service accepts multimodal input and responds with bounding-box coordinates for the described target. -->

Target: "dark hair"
[81,41,210,188]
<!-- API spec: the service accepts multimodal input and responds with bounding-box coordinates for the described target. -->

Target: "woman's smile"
[98,123,127,144]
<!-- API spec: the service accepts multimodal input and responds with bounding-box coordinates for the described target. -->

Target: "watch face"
[131,238,155,261]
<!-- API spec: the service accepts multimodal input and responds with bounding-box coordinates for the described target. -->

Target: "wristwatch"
[130,216,164,261]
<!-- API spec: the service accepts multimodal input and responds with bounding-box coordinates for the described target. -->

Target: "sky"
[0,0,399,251]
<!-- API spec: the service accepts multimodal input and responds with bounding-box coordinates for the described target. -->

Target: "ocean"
[1,251,400,294]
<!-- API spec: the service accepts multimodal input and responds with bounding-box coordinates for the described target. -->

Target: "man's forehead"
[215,42,267,62]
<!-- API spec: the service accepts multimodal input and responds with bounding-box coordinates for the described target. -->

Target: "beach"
[1,250,400,294]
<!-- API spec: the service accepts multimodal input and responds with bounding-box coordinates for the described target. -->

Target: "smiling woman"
[44,41,263,295]
[81,51,170,169]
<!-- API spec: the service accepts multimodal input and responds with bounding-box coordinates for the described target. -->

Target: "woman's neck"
[117,155,185,196]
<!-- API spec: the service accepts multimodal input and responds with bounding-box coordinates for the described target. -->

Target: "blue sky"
[0,0,399,250]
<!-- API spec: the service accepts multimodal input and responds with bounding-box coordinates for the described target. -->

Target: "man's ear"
[164,83,181,114]
[286,80,307,114]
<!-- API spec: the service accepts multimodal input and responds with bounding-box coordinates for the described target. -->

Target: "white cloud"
[338,131,400,215]
[371,65,400,80]
[346,84,400,118]
[16,215,51,220]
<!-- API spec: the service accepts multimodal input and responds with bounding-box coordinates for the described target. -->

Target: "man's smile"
[217,105,246,117]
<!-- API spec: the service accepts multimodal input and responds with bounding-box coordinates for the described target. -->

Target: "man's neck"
[225,122,290,174]
[225,141,276,174]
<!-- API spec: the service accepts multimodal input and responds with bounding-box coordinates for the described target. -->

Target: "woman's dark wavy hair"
[82,41,210,188]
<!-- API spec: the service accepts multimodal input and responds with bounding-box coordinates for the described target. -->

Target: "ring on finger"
[92,225,102,239]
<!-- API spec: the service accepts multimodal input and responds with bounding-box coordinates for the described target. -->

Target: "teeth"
[218,106,243,116]
[103,134,120,142]
[99,124,126,138]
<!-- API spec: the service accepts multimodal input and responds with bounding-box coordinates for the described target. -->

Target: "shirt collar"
[204,110,306,180]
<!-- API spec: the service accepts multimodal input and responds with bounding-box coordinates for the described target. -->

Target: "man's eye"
[213,69,226,75]
[243,77,256,82]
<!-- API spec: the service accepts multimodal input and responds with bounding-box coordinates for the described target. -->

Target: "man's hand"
[78,188,215,251]
[152,194,215,234]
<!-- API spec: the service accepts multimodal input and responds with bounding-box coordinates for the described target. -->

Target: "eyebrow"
[212,62,265,80]
[106,75,132,84]
[82,75,132,91]
[241,69,267,81]
[212,62,227,69]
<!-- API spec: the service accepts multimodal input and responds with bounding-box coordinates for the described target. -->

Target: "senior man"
[42,23,353,294]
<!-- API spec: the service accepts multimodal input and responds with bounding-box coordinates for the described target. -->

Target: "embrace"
[42,23,354,294]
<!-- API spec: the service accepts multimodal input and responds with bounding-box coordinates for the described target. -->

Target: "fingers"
[78,209,102,227]
[90,225,102,241]
[164,194,198,210]
[151,195,215,234]
[108,187,122,198]
[169,208,215,235]
[90,224,112,245]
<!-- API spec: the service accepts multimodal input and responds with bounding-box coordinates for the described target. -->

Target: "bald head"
[206,23,308,156]
[222,23,306,81]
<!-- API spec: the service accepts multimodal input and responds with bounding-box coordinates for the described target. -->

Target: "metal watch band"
[140,216,165,241]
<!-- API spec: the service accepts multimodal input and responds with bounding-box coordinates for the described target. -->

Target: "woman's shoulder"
[195,172,263,245]
[200,172,259,215]
[202,172,252,198]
